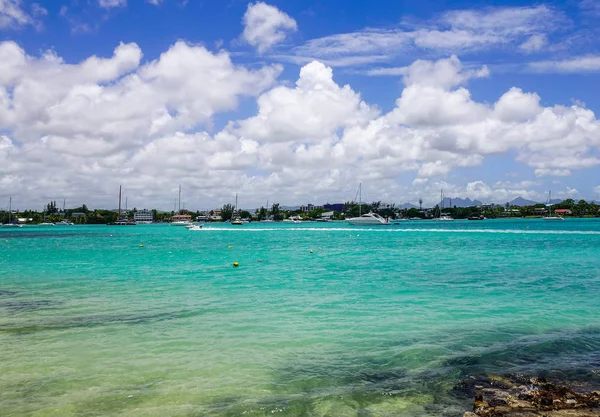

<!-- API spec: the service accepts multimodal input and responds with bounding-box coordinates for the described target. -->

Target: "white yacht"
[543,191,564,221]
[346,184,390,225]
[283,215,302,223]
[39,208,55,226]
[433,214,455,221]
[2,198,22,228]
[187,224,203,231]
[56,219,74,226]
[347,212,390,225]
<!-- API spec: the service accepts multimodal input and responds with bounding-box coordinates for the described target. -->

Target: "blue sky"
[1,0,600,209]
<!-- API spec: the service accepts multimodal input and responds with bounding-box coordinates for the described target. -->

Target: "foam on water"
[199,226,600,235]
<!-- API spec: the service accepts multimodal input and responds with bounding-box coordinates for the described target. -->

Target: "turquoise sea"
[1,219,600,416]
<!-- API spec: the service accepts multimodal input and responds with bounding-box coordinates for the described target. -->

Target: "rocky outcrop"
[458,375,600,416]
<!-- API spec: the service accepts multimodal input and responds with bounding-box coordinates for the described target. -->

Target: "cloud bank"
[1,38,599,209]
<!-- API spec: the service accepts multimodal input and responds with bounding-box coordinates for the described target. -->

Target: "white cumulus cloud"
[242,2,297,53]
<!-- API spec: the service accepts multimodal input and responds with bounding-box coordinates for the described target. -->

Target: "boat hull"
[346,219,389,226]
[170,221,192,226]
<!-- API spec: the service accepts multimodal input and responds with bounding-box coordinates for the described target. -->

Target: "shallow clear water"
[1,219,600,416]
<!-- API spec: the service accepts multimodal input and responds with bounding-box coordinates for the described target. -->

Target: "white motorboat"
[38,222,55,226]
[284,215,302,223]
[347,212,390,225]
[171,216,193,226]
[188,224,203,231]
[432,214,454,221]
[346,183,390,226]
[56,220,74,226]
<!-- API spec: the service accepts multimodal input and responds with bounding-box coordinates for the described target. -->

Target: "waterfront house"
[134,209,153,223]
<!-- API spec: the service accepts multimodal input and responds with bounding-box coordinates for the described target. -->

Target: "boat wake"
[197,227,600,235]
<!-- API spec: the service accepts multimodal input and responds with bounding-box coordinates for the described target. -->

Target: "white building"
[134,209,153,224]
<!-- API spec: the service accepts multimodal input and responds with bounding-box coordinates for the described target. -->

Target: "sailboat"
[2,197,22,228]
[259,200,274,222]
[56,199,74,225]
[171,185,192,226]
[432,190,454,221]
[39,205,55,226]
[346,183,389,225]
[544,191,564,221]
[111,186,136,225]
[231,194,245,225]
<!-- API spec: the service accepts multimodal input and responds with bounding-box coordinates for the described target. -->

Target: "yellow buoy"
[140,244,144,247]
[233,262,239,267]
[228,245,232,249]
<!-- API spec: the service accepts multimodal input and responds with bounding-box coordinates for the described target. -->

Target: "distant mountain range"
[509,196,538,206]
[438,197,483,208]
[509,197,564,206]
[398,202,419,209]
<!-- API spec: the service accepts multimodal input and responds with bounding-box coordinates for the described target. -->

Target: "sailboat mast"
[118,185,122,219]
[8,197,11,223]
[118,186,122,218]
[178,185,181,213]
[359,183,362,216]
[235,193,238,215]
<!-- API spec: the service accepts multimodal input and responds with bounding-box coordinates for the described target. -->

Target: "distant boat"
[39,206,55,226]
[171,214,193,226]
[56,220,74,226]
[284,215,302,223]
[544,190,564,221]
[231,194,245,225]
[170,185,192,226]
[56,200,74,225]
[347,212,390,225]
[468,215,485,220]
[346,184,389,226]
[433,214,454,221]
[432,190,454,221]
[2,197,22,228]
[108,185,137,225]
[188,224,203,231]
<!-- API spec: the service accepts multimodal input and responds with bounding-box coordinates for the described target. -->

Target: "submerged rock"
[460,374,600,416]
